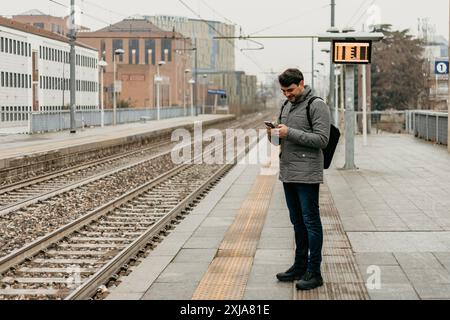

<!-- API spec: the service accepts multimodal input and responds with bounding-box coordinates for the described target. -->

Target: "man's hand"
[273,124,288,139]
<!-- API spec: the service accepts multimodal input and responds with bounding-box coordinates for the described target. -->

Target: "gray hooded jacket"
[274,86,331,184]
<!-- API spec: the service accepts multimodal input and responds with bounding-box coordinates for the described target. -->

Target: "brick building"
[12,9,89,36]
[77,16,192,109]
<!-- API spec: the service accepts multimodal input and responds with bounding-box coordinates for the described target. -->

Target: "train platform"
[0,114,233,162]
[105,133,450,301]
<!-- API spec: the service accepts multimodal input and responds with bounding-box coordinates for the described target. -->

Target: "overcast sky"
[2,0,449,83]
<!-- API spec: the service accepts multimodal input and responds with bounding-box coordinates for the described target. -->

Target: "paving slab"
[354,252,398,266]
[326,133,450,300]
[366,284,420,300]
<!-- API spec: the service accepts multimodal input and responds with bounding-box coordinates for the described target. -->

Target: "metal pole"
[330,0,336,125]
[312,39,314,92]
[362,64,368,146]
[331,0,335,27]
[344,64,357,170]
[183,71,186,116]
[190,82,194,117]
[202,76,206,114]
[335,70,339,127]
[194,39,198,116]
[156,64,161,121]
[340,64,345,130]
[69,0,76,134]
[113,54,117,126]
[100,66,104,127]
[62,63,65,110]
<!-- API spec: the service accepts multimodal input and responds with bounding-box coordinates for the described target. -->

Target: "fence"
[331,109,409,135]
[27,107,201,134]
[331,109,448,146]
[410,111,448,146]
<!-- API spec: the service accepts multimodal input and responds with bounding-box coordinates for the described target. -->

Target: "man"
[267,68,331,291]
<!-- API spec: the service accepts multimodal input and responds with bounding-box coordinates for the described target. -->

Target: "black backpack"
[280,97,341,170]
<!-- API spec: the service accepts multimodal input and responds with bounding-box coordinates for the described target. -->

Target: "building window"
[129,39,140,64]
[161,39,172,62]
[0,37,3,52]
[101,40,106,61]
[1,72,4,87]
[145,39,155,65]
[112,39,124,62]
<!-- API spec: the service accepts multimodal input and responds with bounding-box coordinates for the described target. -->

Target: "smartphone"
[264,121,276,129]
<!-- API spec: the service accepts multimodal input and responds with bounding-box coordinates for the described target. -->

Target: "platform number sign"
[435,61,449,75]
[333,40,372,64]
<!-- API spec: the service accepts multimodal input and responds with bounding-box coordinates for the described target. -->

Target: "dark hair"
[278,69,304,87]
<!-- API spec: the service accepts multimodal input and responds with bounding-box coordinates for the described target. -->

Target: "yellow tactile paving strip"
[192,174,277,300]
[295,184,369,300]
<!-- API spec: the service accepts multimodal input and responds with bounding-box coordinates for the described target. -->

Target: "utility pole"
[311,38,315,92]
[362,64,368,146]
[344,65,357,170]
[330,0,336,125]
[69,0,76,134]
[194,39,198,116]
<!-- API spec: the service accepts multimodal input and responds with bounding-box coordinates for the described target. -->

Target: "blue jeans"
[283,183,323,275]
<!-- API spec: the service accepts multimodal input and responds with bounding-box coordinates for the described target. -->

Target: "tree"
[371,25,427,110]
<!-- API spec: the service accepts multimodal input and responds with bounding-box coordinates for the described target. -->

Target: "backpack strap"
[278,100,290,124]
[306,96,323,131]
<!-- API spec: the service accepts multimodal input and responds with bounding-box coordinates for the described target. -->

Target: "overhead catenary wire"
[197,0,239,26]
[48,0,127,33]
[344,0,373,28]
[177,0,267,73]
[349,0,379,30]
[248,3,329,36]
[81,0,130,21]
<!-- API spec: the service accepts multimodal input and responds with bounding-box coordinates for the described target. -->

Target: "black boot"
[296,271,324,290]
[276,265,306,282]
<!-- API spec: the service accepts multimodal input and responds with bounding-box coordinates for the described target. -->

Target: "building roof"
[148,14,225,26]
[16,9,47,16]
[96,17,169,34]
[0,16,97,51]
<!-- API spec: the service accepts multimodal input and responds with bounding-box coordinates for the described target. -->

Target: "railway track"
[0,116,268,258]
[0,116,271,300]
[0,162,228,300]
[0,116,260,216]
[0,115,241,188]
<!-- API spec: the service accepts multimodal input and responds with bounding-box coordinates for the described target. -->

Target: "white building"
[0,16,98,127]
